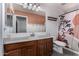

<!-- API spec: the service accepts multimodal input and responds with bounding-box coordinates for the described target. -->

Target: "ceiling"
[61,3,79,12]
[40,3,79,13]
[5,3,79,15]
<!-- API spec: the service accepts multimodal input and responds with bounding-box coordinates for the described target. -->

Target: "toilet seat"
[54,41,66,47]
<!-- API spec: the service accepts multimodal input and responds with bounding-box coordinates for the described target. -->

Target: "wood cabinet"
[20,41,37,56]
[37,39,52,56]
[4,38,53,56]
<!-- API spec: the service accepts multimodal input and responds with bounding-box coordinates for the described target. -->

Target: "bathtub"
[65,33,79,55]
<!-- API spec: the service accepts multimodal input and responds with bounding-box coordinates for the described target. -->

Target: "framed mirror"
[5,3,46,34]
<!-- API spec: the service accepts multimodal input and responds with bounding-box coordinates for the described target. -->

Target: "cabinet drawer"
[4,43,20,52]
[19,40,36,47]
[4,40,36,52]
[4,49,21,56]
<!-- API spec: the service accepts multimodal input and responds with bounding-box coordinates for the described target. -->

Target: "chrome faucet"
[30,32,35,37]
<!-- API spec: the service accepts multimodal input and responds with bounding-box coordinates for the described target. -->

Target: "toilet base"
[53,44,64,54]
[53,41,66,54]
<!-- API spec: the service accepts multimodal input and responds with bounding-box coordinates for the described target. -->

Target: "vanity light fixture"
[22,3,41,11]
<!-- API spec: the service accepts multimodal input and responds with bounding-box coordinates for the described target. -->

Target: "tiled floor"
[52,48,78,56]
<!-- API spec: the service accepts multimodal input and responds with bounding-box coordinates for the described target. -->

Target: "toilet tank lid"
[54,41,66,46]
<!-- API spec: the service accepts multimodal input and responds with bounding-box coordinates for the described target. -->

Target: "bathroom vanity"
[4,37,53,56]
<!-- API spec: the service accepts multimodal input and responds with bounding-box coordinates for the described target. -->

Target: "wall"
[0,4,2,36]
[41,4,64,40]
[0,3,3,56]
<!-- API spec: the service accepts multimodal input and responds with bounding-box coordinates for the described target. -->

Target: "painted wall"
[0,3,3,56]
[41,4,64,40]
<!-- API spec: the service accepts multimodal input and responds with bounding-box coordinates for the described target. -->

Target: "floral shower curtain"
[64,10,79,39]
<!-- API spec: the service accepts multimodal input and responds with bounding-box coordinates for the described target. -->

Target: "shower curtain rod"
[59,9,79,16]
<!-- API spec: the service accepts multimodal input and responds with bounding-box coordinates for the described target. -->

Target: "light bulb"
[28,3,32,10]
[29,3,32,6]
[38,6,40,9]
[36,6,40,11]
[23,3,28,8]
[36,8,39,11]
[32,4,36,10]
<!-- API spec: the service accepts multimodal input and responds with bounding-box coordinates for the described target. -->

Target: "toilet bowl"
[54,41,66,47]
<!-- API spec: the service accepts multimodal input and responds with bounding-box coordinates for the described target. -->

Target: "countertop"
[3,35,53,44]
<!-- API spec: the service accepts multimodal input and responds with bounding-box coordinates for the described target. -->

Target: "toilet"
[53,41,66,54]
[54,41,66,47]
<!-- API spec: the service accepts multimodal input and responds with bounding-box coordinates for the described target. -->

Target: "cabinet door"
[4,49,21,56]
[37,44,46,56]
[21,46,36,56]
[37,39,47,56]
[46,39,53,55]
[37,38,53,56]
[4,40,37,56]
